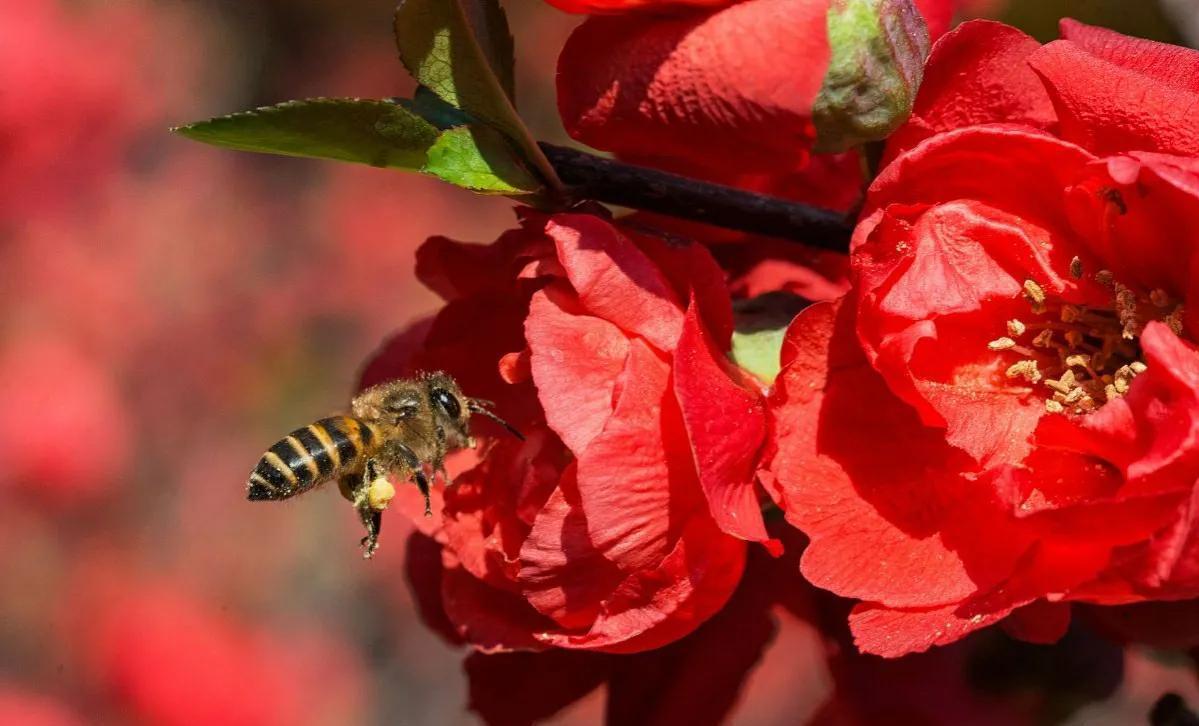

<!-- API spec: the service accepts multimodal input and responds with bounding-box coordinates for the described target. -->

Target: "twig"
[539,143,854,252]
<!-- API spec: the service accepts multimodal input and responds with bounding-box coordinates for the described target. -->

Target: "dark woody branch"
[539,142,854,252]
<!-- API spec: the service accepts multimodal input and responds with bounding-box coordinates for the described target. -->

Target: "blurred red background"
[1,0,1197,724]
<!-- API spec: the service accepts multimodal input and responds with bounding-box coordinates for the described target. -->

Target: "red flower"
[0,339,130,506]
[74,577,366,726]
[365,210,771,653]
[0,689,82,726]
[556,0,956,178]
[768,20,1199,657]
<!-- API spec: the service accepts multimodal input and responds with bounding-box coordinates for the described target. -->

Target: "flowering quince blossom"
[767,19,1199,657]
[555,0,955,178]
[363,209,778,653]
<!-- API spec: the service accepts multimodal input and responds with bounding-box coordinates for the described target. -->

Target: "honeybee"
[246,371,521,558]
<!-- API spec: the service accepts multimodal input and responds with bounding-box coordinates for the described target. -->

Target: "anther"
[1130,361,1148,374]
[1045,400,1065,414]
[988,337,1017,351]
[1045,378,1072,395]
[1032,330,1055,348]
[1023,280,1047,313]
[1060,305,1082,323]
[1007,319,1027,337]
[1095,270,1115,288]
[1064,330,1084,348]
[1165,305,1185,336]
[1069,257,1084,280]
[1006,360,1041,383]
[1151,289,1170,308]
[1064,387,1086,404]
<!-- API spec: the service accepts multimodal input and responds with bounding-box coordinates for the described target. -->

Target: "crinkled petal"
[525,285,629,455]
[546,214,685,351]
[633,229,735,348]
[1059,19,1199,93]
[887,20,1055,160]
[557,0,830,175]
[768,300,1031,608]
[1030,27,1199,156]
[848,600,1016,658]
[519,466,624,630]
[440,562,556,653]
[534,508,745,653]
[674,298,772,547]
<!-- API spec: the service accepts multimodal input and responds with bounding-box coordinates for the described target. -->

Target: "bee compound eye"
[432,388,461,419]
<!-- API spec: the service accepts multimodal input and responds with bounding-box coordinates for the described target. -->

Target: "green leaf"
[394,0,515,109]
[396,86,475,130]
[729,292,810,385]
[173,98,440,169]
[394,0,561,191]
[422,126,541,194]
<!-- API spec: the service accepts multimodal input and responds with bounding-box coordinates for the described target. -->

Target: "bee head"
[422,372,472,448]
[422,372,524,446]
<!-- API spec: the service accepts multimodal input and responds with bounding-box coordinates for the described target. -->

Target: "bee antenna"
[468,400,525,441]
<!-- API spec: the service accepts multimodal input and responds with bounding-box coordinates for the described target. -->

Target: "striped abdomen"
[247,416,377,501]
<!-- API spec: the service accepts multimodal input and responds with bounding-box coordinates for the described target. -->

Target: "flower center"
[988,256,1184,415]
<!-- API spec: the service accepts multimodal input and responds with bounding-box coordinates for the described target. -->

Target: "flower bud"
[813,0,930,152]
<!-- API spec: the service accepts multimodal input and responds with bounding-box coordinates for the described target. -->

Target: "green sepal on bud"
[813,0,930,153]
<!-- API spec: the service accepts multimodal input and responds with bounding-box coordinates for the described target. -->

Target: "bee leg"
[359,508,382,559]
[413,469,431,517]
[352,459,393,558]
[380,441,433,517]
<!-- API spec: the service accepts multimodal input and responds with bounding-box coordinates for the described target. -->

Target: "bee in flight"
[246,371,522,558]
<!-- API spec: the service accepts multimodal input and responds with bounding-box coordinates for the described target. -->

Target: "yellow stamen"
[1007,319,1027,337]
[1006,360,1041,383]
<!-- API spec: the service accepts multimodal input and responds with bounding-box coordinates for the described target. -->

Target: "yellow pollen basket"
[988,259,1181,416]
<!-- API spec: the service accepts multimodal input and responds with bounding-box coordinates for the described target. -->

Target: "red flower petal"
[633,229,735,347]
[440,562,556,652]
[519,465,625,629]
[1059,19,1199,93]
[674,298,774,548]
[1065,153,1199,309]
[714,236,851,303]
[521,339,745,651]
[546,214,685,352]
[1029,24,1199,156]
[525,285,630,455]
[888,20,1055,159]
[856,128,1100,466]
[557,0,830,175]
[848,600,1016,658]
[768,300,1032,608]
[1001,600,1072,645]
[1035,324,1199,496]
[534,508,745,653]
